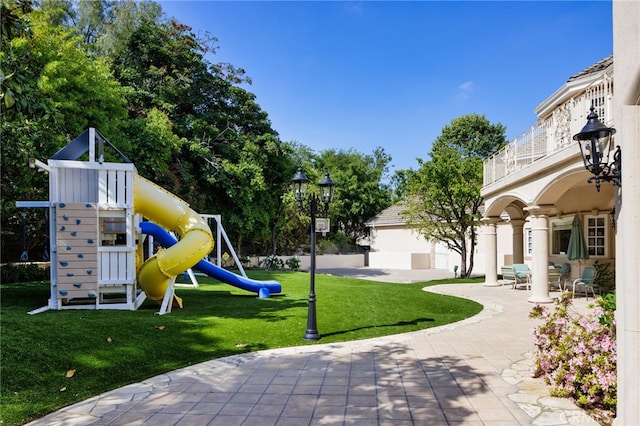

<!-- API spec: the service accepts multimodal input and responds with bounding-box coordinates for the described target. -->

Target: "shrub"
[317,239,339,255]
[597,293,616,326]
[317,230,354,254]
[0,263,50,283]
[530,292,616,417]
[238,255,253,268]
[592,260,615,294]
[259,254,284,271]
[285,257,301,271]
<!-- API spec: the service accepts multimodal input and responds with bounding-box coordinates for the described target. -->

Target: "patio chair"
[571,266,599,299]
[559,263,572,291]
[500,266,515,286]
[549,262,571,291]
[547,265,560,290]
[511,263,531,290]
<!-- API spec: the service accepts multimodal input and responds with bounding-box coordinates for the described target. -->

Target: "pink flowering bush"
[530,292,616,415]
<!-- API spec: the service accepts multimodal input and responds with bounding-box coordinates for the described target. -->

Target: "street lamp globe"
[318,172,335,206]
[291,167,310,208]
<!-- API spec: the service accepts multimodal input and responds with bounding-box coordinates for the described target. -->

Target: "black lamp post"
[292,167,335,341]
[573,106,620,192]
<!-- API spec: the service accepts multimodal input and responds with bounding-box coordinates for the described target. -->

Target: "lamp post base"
[303,331,320,341]
[303,298,320,341]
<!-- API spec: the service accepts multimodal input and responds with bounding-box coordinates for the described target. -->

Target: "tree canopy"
[0,0,393,261]
[402,114,507,278]
[315,147,393,245]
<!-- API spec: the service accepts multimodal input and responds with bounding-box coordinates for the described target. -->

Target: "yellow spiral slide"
[133,174,214,305]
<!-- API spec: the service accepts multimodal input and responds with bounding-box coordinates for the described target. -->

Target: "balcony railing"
[483,125,549,186]
[483,73,614,187]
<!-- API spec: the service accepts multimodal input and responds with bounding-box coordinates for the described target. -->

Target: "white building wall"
[368,252,414,270]
[368,225,459,271]
[613,0,640,422]
[369,226,429,252]
[368,221,515,276]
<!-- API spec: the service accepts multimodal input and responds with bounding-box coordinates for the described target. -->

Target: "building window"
[525,229,533,256]
[551,217,573,255]
[586,214,607,257]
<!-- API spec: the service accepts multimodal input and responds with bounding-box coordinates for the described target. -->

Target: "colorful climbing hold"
[59,290,68,296]
[76,219,81,225]
[70,231,77,236]
[87,292,96,298]
[73,283,82,288]
[77,253,84,258]
[85,203,92,208]
[86,270,93,275]
[87,239,94,244]
[59,261,68,266]
[63,215,69,221]
[67,273,74,276]
[60,226,66,231]
[66,245,72,250]
[59,203,66,208]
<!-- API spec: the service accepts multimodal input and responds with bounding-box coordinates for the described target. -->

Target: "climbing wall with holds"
[55,202,98,304]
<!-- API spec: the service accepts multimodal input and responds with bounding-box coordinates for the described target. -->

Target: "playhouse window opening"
[101,217,127,246]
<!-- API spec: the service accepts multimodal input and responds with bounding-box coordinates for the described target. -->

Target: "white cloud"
[343,2,364,15]
[456,80,474,101]
[459,81,474,91]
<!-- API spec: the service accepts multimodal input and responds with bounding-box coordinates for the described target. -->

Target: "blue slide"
[140,222,282,297]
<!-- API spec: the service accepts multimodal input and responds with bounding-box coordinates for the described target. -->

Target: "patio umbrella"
[566,215,590,274]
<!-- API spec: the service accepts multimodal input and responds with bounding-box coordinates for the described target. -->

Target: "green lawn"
[0,271,483,425]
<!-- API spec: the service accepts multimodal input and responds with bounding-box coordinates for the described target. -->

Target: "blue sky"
[159,1,613,174]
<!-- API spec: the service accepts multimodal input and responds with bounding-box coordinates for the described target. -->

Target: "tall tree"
[270,142,316,255]
[1,5,128,260]
[315,147,393,246]
[97,0,162,57]
[403,114,507,278]
[109,17,295,254]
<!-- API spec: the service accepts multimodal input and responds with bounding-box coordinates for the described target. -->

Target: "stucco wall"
[367,226,462,271]
[613,1,640,422]
[368,225,429,253]
[368,252,414,269]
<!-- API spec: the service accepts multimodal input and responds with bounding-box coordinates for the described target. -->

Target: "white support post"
[28,306,51,315]
[175,268,199,288]
[525,206,553,304]
[133,291,147,310]
[156,278,176,316]
[482,217,500,287]
[218,221,247,278]
[89,128,96,163]
[200,214,248,278]
[216,215,222,266]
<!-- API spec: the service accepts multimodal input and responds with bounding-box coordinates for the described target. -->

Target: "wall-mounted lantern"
[573,106,620,192]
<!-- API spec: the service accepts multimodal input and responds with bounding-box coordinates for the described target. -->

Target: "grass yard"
[0,271,483,425]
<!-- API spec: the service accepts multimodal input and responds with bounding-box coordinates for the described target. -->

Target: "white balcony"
[483,68,614,189]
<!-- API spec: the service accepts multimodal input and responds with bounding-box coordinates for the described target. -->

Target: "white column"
[614,1,640,421]
[511,219,525,264]
[525,206,553,304]
[482,217,500,287]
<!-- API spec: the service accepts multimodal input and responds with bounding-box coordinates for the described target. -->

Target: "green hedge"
[0,263,50,284]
